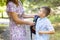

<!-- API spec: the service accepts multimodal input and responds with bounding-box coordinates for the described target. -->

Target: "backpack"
[30,15,39,40]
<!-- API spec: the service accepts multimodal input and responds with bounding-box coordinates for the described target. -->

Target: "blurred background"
[0,0,60,40]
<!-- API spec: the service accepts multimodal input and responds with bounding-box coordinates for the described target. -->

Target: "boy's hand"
[39,31,55,34]
[39,31,43,34]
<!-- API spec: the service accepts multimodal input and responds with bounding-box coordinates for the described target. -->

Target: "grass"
[50,24,60,40]
[0,24,8,27]
[50,31,60,40]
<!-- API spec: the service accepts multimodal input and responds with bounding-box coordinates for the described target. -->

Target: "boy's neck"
[39,16,46,18]
[37,14,46,18]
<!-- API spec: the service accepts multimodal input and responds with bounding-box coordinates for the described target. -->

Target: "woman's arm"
[22,14,38,18]
[39,30,55,34]
[8,12,34,25]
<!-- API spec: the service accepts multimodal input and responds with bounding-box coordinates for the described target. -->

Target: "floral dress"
[6,1,27,40]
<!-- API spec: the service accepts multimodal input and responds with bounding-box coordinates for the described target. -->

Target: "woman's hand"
[22,14,38,18]
[28,22,35,26]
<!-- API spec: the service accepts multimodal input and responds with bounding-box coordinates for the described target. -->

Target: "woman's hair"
[41,6,51,16]
[6,0,19,6]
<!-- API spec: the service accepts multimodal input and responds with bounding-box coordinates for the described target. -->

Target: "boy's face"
[38,8,46,17]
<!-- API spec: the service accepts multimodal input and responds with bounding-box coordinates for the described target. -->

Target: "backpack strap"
[33,15,40,25]
[30,15,39,40]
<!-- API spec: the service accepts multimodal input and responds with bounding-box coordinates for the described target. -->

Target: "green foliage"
[20,0,25,4]
[48,15,60,23]
[27,0,60,7]
[0,0,60,7]
[0,0,60,19]
[22,0,60,13]
[0,0,24,6]
[0,0,6,6]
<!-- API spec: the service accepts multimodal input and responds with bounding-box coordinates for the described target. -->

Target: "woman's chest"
[15,5,24,15]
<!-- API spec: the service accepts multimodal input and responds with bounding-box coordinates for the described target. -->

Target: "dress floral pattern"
[6,1,26,40]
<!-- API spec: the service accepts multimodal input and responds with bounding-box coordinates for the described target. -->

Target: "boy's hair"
[41,6,51,16]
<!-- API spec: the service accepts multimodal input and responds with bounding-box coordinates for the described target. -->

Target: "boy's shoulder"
[45,18,51,24]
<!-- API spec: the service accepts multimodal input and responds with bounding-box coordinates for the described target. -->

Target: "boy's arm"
[39,21,55,34]
[39,30,55,34]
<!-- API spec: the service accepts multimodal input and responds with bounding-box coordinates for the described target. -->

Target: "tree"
[0,0,6,6]
[0,0,60,7]
[0,0,60,13]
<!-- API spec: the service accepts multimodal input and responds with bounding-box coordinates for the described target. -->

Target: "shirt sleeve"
[46,21,54,31]
[6,2,16,12]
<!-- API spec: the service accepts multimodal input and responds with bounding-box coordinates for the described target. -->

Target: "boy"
[35,6,55,40]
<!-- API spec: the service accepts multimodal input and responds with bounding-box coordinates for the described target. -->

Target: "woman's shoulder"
[7,2,16,6]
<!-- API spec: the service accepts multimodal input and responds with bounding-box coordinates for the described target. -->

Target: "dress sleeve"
[6,2,16,12]
[46,21,54,31]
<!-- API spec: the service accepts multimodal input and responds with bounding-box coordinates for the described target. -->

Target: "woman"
[6,0,35,40]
